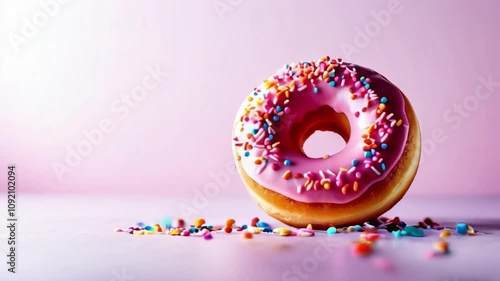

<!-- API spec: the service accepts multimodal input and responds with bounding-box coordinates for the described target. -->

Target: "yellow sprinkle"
[278,85,288,91]
[144,230,155,235]
[396,119,403,126]
[247,96,253,102]
[323,182,331,190]
[306,224,313,230]
[236,155,241,161]
[133,230,145,235]
[305,180,313,191]
[272,142,280,148]
[440,230,452,238]
[339,167,348,172]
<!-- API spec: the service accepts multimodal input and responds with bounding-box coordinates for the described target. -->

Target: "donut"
[232,56,421,229]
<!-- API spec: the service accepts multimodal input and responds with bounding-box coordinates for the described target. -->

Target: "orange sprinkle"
[282,170,292,180]
[363,145,371,151]
[242,230,253,239]
[254,159,262,165]
[247,96,253,102]
[341,184,349,195]
[339,167,348,172]
[225,219,236,227]
[265,80,277,90]
[304,67,312,75]
[314,67,321,77]
[236,155,241,161]
[326,64,335,72]
[396,119,403,126]
[278,85,288,91]
[224,226,233,233]
[371,144,378,149]
[263,113,269,119]
[239,127,244,132]
[246,133,252,139]
[361,133,369,138]
[378,104,386,111]
[293,173,303,179]
[307,73,314,80]
[322,71,329,80]
[364,139,372,145]
[285,90,290,98]
[353,181,359,192]
[324,182,331,190]
[289,81,295,90]
[323,155,330,159]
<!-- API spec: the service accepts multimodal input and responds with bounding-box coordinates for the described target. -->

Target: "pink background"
[0,0,499,196]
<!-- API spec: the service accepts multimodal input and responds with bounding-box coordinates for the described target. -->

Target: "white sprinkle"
[370,166,381,176]
[269,127,276,134]
[277,111,284,116]
[298,85,307,92]
[376,112,387,124]
[386,113,394,120]
[341,79,345,87]
[365,164,371,168]
[336,170,343,180]
[390,120,396,127]
[348,166,356,174]
[381,134,389,143]
[297,185,302,194]
[267,107,274,114]
[378,158,384,163]
[326,169,336,177]
[319,170,326,179]
[363,160,372,164]
[284,99,290,104]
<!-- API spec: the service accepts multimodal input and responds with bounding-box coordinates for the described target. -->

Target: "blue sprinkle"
[313,87,318,94]
[284,160,291,166]
[393,230,402,238]
[365,84,370,89]
[242,224,248,229]
[160,217,172,228]
[352,159,358,166]
[381,97,388,103]
[364,151,373,158]
[268,135,274,140]
[273,116,280,122]
[256,221,270,228]
[362,80,368,85]
[381,163,386,171]
[353,225,363,232]
[263,123,268,129]
[371,149,376,155]
[276,106,282,112]
[302,61,310,66]
[289,70,295,76]
[329,72,335,77]
[327,227,337,235]
[329,81,336,87]
[341,75,345,79]
[252,128,259,135]
[360,76,366,81]
[283,64,289,70]
[263,94,267,98]
[244,151,250,157]
[253,91,258,96]
[263,227,273,233]
[456,223,468,235]
[144,225,154,231]
[381,143,388,150]
[136,222,145,227]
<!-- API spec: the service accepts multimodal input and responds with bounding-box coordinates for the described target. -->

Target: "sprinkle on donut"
[233,56,407,197]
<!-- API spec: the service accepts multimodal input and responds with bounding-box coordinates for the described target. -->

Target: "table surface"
[1,194,499,281]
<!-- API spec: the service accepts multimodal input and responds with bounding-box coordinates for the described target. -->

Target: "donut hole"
[302,131,347,158]
[291,105,351,159]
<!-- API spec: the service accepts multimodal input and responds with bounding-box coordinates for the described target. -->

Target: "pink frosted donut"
[232,56,421,228]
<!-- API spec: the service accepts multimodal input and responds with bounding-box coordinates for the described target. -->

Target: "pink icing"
[233,57,409,204]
